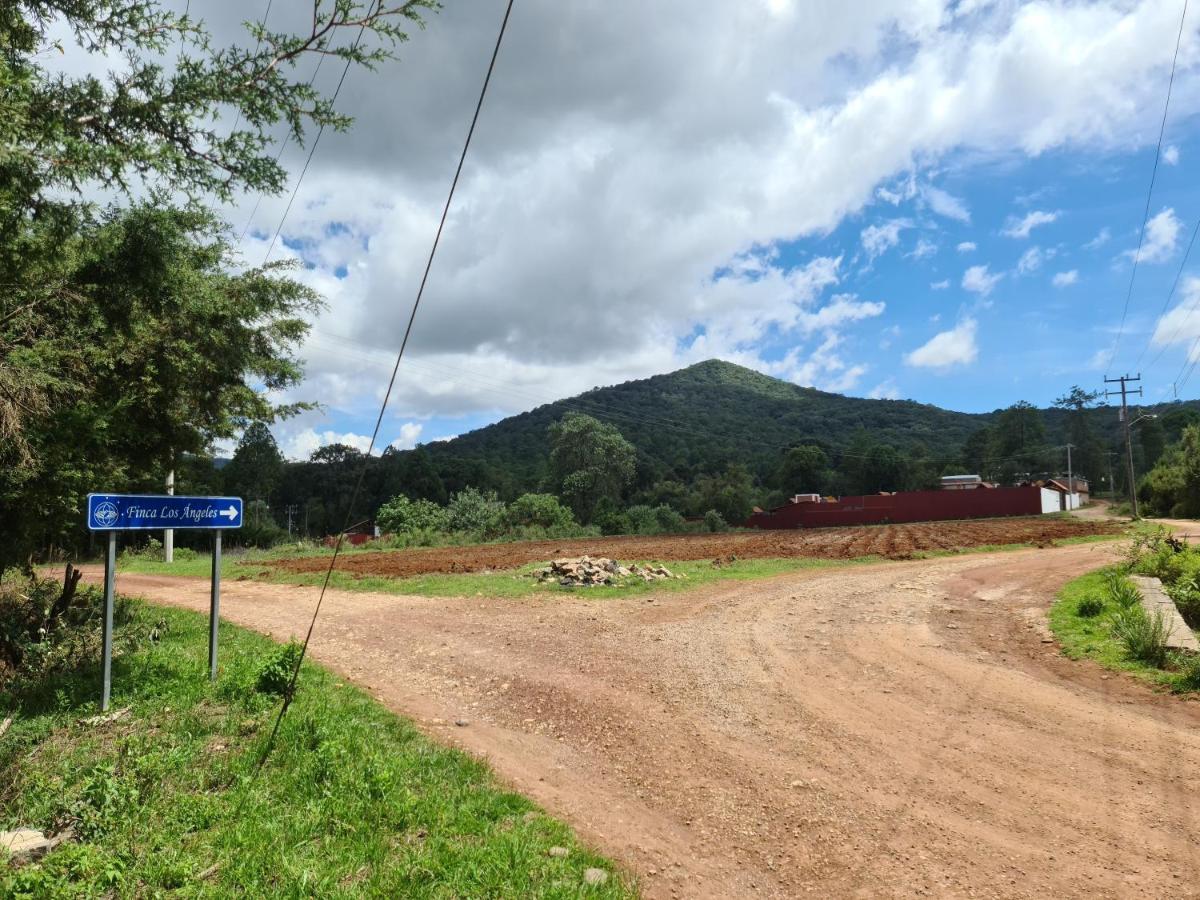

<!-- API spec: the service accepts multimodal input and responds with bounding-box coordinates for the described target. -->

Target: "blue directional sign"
[87,494,243,531]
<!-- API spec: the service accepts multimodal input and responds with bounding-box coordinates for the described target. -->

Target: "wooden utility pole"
[1104,374,1143,518]
[1065,443,1074,510]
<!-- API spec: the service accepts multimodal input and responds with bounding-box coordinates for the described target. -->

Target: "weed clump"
[1109,604,1171,668]
[1076,596,1104,618]
[254,641,303,697]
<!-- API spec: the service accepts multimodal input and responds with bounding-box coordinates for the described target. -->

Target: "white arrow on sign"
[219,505,239,521]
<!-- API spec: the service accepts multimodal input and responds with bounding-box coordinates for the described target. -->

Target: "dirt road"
[83,542,1200,898]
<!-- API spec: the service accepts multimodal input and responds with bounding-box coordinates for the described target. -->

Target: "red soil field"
[267,516,1119,578]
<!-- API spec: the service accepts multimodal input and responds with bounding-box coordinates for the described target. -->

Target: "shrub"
[504,493,576,530]
[703,509,728,533]
[376,495,448,535]
[1076,596,1104,618]
[1174,654,1200,692]
[1109,604,1171,668]
[1167,576,1200,629]
[255,641,303,697]
[445,487,506,535]
[1104,571,1143,610]
[620,504,685,535]
[652,504,685,533]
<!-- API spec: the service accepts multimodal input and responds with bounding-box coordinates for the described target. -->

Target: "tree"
[991,401,1047,477]
[547,414,636,524]
[1139,416,1166,469]
[0,208,320,567]
[1,1,436,566]
[695,464,756,524]
[504,494,576,531]
[376,495,447,535]
[1054,386,1104,485]
[859,444,905,494]
[774,445,829,495]
[223,423,285,503]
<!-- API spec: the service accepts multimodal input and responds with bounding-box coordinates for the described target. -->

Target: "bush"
[376,495,448,535]
[1076,596,1104,618]
[445,487,506,536]
[255,640,303,697]
[620,504,684,536]
[504,493,576,530]
[703,509,728,532]
[1174,653,1200,692]
[1109,604,1170,668]
[0,573,129,686]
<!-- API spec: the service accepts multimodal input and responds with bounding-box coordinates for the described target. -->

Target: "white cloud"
[1002,210,1059,238]
[1085,227,1112,250]
[930,278,950,290]
[867,378,901,400]
[282,428,375,461]
[778,333,869,394]
[861,219,911,259]
[1164,144,1180,165]
[1016,246,1043,275]
[956,241,977,253]
[390,422,424,451]
[962,264,1002,295]
[909,238,938,259]
[905,319,979,370]
[1052,269,1079,287]
[922,185,971,222]
[165,0,1200,424]
[1150,277,1200,362]
[1127,207,1182,263]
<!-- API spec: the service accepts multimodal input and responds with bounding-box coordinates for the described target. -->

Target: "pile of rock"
[535,556,680,587]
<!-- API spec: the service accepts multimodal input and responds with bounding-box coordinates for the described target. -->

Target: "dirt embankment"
[268,516,1118,578]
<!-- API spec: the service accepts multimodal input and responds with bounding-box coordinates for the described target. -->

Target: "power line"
[260,26,363,265]
[1105,0,1189,376]
[1140,212,1200,371]
[257,0,517,768]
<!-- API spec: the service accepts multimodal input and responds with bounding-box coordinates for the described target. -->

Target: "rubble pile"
[535,556,681,587]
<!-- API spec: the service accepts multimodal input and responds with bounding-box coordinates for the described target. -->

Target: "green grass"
[1048,568,1200,693]
[0,602,635,897]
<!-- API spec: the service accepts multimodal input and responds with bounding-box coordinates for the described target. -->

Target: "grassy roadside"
[1,601,635,897]
[110,530,1129,601]
[1048,569,1200,694]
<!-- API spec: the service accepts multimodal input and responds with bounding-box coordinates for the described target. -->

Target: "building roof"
[941,474,982,483]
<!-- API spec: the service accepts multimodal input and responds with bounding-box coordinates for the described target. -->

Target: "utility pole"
[1104,373,1143,518]
[164,466,175,563]
[285,504,298,536]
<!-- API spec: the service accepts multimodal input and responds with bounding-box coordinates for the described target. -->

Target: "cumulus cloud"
[930,279,950,290]
[1085,227,1112,249]
[905,319,979,369]
[156,0,1200,426]
[1127,207,1182,263]
[1052,269,1079,287]
[909,238,938,259]
[281,428,375,460]
[390,422,425,451]
[962,264,1002,295]
[956,241,977,253]
[1150,277,1200,361]
[1002,210,1059,238]
[1164,144,1180,165]
[861,219,911,259]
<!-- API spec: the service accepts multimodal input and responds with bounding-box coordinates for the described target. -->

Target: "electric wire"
[1105,0,1189,376]
[256,0,517,769]
[1141,212,1200,372]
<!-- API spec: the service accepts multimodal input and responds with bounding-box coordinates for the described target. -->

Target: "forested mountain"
[253,359,1200,538]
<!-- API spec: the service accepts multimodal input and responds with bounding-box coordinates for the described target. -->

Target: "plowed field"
[268,516,1118,578]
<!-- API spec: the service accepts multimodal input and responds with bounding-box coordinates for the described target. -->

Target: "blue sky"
[199,0,1200,459]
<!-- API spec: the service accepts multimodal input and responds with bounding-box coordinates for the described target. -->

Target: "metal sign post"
[86,493,243,707]
[209,530,221,681]
[101,532,116,712]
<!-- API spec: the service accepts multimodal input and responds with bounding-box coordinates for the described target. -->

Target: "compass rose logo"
[94,501,119,528]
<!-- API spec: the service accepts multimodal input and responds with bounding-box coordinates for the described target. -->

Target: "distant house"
[790,493,822,504]
[1040,477,1087,512]
[940,474,983,490]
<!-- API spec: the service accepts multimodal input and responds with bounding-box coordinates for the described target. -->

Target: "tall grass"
[1109,604,1171,667]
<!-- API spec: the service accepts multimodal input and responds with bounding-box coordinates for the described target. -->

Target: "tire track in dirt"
[81,540,1200,898]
